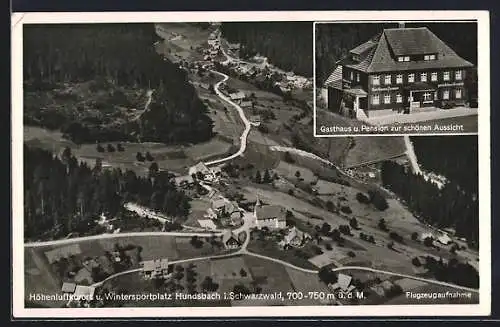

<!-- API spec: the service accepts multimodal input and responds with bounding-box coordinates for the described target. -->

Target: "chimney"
[398,22,405,29]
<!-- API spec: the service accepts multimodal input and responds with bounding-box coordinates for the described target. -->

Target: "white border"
[11,11,491,318]
[312,16,488,138]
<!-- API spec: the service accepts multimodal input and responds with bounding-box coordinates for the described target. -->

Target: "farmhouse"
[140,258,173,280]
[174,175,195,188]
[189,162,211,177]
[437,233,452,245]
[61,282,76,294]
[254,199,286,230]
[222,231,242,250]
[279,226,311,248]
[229,91,246,102]
[321,24,474,119]
[329,273,356,292]
[211,197,239,218]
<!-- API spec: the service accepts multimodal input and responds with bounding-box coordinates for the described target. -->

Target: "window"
[384,75,391,85]
[455,70,462,80]
[424,54,436,61]
[396,74,403,84]
[423,92,432,102]
[443,71,450,81]
[350,71,354,80]
[372,94,380,105]
[356,73,360,82]
[424,55,430,61]
[384,94,391,104]
[408,73,415,83]
[396,94,403,103]
[404,56,410,62]
[397,56,404,62]
[421,73,427,82]
[398,56,410,62]
[455,89,462,99]
[431,72,438,82]
[372,75,380,86]
[443,90,449,100]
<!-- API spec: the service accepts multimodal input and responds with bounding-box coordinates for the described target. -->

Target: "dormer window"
[352,54,361,62]
[424,54,437,61]
[398,56,410,62]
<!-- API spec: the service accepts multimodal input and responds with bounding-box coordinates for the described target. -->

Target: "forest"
[381,160,478,247]
[24,145,191,241]
[23,24,213,145]
[315,22,478,85]
[220,22,313,77]
[411,136,478,195]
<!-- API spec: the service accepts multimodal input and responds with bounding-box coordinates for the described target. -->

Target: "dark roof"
[384,28,439,56]
[256,205,286,221]
[324,66,343,89]
[333,27,473,75]
[350,40,377,55]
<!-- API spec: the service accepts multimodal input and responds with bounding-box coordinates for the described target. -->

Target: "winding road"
[204,71,253,166]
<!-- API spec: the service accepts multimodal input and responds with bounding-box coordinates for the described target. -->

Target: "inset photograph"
[314,21,479,136]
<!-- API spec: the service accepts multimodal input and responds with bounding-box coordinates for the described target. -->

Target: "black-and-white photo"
[11,11,489,318]
[314,21,479,136]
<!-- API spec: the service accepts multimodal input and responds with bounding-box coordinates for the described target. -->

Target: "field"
[24,234,234,307]
[24,126,234,175]
[275,161,317,184]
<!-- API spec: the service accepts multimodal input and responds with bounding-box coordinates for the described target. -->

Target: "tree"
[378,218,388,231]
[96,143,105,153]
[145,151,154,161]
[387,241,395,250]
[284,151,295,163]
[423,237,434,247]
[107,144,116,152]
[325,243,333,250]
[412,257,421,267]
[240,268,248,277]
[117,143,125,152]
[287,189,294,196]
[262,169,272,184]
[320,222,331,235]
[295,170,301,179]
[326,200,335,212]
[136,152,145,162]
[349,217,359,230]
[355,192,370,204]
[368,235,375,244]
[339,225,351,235]
[318,266,337,284]
[368,190,389,211]
[411,232,419,241]
[190,236,203,248]
[347,251,356,258]
[254,170,262,183]
[149,162,159,178]
[389,231,404,243]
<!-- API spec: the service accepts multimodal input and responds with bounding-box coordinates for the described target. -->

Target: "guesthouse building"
[321,24,474,119]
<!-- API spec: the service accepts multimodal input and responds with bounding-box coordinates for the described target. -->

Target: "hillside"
[23,24,213,145]
[220,22,313,77]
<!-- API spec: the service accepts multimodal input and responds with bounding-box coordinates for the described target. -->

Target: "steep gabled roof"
[331,27,474,76]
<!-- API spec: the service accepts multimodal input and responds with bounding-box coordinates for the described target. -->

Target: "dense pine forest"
[381,161,478,247]
[24,145,190,241]
[23,24,213,145]
[315,22,478,85]
[411,136,478,195]
[220,22,313,77]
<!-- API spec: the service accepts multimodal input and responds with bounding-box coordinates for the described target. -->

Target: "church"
[320,24,474,119]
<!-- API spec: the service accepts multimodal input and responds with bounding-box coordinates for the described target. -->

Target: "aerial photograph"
[315,21,479,135]
[22,22,479,310]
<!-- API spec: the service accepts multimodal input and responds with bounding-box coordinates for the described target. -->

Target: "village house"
[61,282,77,294]
[279,226,311,248]
[437,233,452,245]
[370,280,394,297]
[222,231,242,250]
[140,258,173,280]
[328,273,355,292]
[211,197,240,219]
[254,198,287,230]
[240,100,253,108]
[229,91,246,103]
[189,162,211,179]
[249,115,261,126]
[174,175,195,188]
[321,24,474,119]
